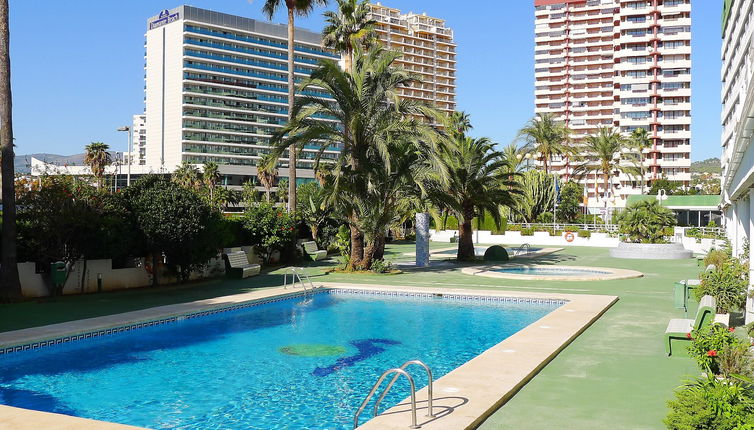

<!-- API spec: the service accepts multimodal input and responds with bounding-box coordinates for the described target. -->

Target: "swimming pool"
[462,264,644,281]
[0,290,561,429]
[495,267,610,276]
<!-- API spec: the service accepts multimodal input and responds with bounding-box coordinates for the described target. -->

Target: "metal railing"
[514,243,532,256]
[354,360,434,429]
[283,267,315,295]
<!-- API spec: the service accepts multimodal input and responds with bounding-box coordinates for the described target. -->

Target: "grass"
[0,241,701,429]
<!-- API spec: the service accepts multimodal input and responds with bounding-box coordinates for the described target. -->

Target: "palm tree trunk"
[286,7,297,213]
[374,233,385,261]
[0,0,21,300]
[349,224,364,269]
[344,45,352,72]
[362,237,377,270]
[457,218,475,261]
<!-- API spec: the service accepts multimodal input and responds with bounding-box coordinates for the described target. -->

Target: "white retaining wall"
[429,230,620,247]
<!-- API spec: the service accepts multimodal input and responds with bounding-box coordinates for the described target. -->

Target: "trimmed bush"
[577,230,591,238]
[483,245,509,262]
[521,227,534,236]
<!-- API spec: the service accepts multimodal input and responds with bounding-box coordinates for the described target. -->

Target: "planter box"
[609,242,693,259]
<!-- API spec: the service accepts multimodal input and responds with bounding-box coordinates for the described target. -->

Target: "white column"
[744,189,754,324]
[415,213,430,268]
[734,199,742,257]
[741,197,751,256]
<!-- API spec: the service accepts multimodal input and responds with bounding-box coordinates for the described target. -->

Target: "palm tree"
[261,0,329,212]
[500,143,528,175]
[628,127,651,194]
[517,113,570,174]
[172,161,201,190]
[0,0,20,298]
[271,46,439,268]
[257,153,278,202]
[427,134,518,261]
[83,142,112,189]
[202,161,220,203]
[573,127,635,202]
[322,0,376,72]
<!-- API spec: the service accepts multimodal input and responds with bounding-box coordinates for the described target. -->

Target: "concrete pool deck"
[0,283,616,430]
[403,246,563,260]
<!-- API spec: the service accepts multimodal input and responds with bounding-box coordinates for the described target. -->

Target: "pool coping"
[402,246,563,260]
[0,283,617,430]
[461,264,644,282]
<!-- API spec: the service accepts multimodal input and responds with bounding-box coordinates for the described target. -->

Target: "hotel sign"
[150,9,179,30]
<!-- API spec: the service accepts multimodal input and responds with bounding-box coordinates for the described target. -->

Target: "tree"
[296,181,331,245]
[172,161,201,190]
[648,177,682,196]
[558,181,583,223]
[257,153,278,202]
[616,199,676,244]
[628,127,651,194]
[509,170,556,223]
[242,179,261,206]
[427,117,518,261]
[271,46,438,269]
[517,113,570,174]
[242,202,296,264]
[277,178,289,204]
[261,0,329,212]
[322,0,376,72]
[83,142,112,189]
[0,0,21,299]
[500,143,528,175]
[124,176,217,284]
[202,161,220,203]
[573,127,635,202]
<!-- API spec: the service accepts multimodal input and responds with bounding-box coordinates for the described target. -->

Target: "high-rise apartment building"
[534,0,691,207]
[368,3,457,114]
[132,114,147,166]
[144,6,340,184]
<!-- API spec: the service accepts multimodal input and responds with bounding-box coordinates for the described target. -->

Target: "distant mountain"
[691,158,721,175]
[14,153,86,174]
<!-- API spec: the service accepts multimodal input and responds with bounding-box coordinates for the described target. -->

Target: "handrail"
[514,243,531,256]
[283,267,315,295]
[373,360,434,419]
[354,368,419,429]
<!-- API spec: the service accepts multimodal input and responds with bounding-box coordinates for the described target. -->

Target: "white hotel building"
[534,0,692,207]
[721,0,754,324]
[143,6,340,185]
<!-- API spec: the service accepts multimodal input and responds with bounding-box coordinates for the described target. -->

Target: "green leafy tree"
[242,202,296,264]
[696,259,749,313]
[517,113,570,174]
[558,181,583,223]
[427,125,519,261]
[0,0,20,298]
[261,0,329,211]
[616,200,676,243]
[124,176,217,284]
[83,142,112,189]
[649,178,683,196]
[242,179,261,206]
[296,182,331,245]
[322,0,375,71]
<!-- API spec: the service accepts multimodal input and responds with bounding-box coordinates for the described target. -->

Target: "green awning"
[626,194,721,209]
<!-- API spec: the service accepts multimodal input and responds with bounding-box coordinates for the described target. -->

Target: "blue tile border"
[0,288,566,356]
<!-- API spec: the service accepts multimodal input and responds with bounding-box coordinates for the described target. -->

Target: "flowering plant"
[688,324,745,375]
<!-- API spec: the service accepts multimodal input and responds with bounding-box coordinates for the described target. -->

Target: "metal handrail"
[354,368,419,429]
[284,267,315,295]
[514,243,531,256]
[373,360,434,419]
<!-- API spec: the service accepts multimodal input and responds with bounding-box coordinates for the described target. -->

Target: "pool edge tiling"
[0,283,617,430]
[461,264,644,282]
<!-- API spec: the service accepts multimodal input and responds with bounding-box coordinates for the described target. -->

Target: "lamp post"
[117,126,132,187]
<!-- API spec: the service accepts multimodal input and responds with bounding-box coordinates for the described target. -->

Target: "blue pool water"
[0,291,560,429]
[495,267,610,276]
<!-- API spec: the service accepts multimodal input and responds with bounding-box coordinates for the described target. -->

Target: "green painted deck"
[0,243,700,429]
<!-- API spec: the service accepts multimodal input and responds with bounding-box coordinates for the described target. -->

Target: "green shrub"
[704,249,731,269]
[577,230,591,238]
[506,224,522,232]
[688,324,743,375]
[695,259,749,313]
[718,343,754,379]
[575,214,604,225]
[617,200,676,243]
[664,375,754,430]
[242,203,297,264]
[371,259,393,274]
[483,245,509,262]
[536,212,554,223]
[521,227,534,236]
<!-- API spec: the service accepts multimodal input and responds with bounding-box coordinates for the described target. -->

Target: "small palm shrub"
[370,259,393,274]
[664,374,754,430]
[617,200,676,243]
[695,259,749,313]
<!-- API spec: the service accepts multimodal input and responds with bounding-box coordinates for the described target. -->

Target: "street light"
[117,126,132,187]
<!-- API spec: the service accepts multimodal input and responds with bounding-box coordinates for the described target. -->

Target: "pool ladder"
[283,267,315,296]
[353,360,435,429]
[514,243,531,256]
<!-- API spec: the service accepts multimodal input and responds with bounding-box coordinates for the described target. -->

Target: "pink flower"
[686,333,692,339]
[707,350,718,357]
[729,327,736,332]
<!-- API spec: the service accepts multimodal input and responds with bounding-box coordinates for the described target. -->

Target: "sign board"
[149,9,180,30]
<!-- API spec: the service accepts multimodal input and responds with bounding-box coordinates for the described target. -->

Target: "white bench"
[223,251,261,278]
[302,241,327,261]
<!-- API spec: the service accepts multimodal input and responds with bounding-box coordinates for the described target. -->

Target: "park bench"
[223,250,260,279]
[301,241,327,261]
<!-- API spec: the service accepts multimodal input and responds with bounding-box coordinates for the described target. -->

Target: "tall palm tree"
[500,143,528,175]
[262,0,329,212]
[573,127,635,202]
[257,153,278,202]
[628,127,651,194]
[0,0,20,298]
[271,46,439,268]
[202,161,221,203]
[172,161,201,190]
[517,113,570,174]
[427,135,518,261]
[322,0,376,72]
[83,142,112,189]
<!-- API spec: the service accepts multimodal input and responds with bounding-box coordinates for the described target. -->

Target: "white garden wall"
[429,229,620,247]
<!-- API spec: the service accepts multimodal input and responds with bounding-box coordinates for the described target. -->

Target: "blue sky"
[9,0,721,160]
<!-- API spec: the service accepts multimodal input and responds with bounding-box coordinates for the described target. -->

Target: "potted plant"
[609,200,692,259]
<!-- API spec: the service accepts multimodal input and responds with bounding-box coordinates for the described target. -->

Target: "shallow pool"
[0,290,560,429]
[494,267,611,276]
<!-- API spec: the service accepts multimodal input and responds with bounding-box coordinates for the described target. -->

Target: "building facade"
[720,0,754,321]
[132,114,147,166]
[368,3,457,114]
[144,6,340,185]
[534,0,692,207]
